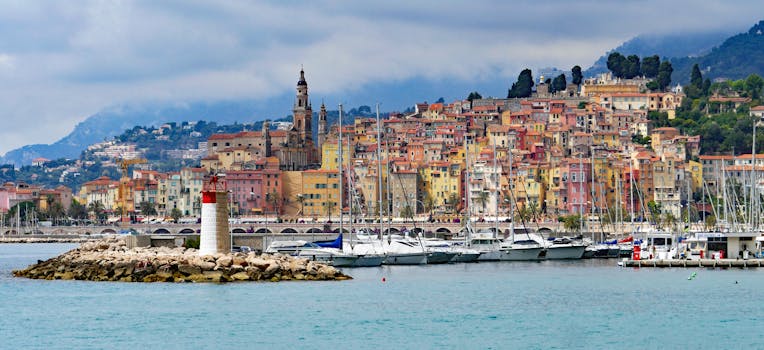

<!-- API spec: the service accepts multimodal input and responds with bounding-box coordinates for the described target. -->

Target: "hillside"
[0,99,290,167]
[585,30,731,76]
[671,21,764,84]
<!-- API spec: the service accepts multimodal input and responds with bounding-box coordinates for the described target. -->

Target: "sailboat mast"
[579,154,584,234]
[590,148,595,237]
[629,163,635,235]
[376,104,383,241]
[338,104,344,241]
[509,139,514,243]
[493,138,498,239]
[465,134,471,245]
[386,134,391,241]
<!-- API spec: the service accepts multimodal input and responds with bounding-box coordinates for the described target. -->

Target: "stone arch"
[306,228,323,233]
[411,227,424,236]
[255,228,272,233]
[538,227,553,235]
[332,228,350,233]
[435,227,452,234]
[100,228,117,234]
[5,229,17,235]
[153,228,171,234]
[280,228,299,234]
[179,228,196,234]
[232,228,247,233]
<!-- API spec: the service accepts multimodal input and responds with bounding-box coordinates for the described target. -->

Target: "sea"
[1,243,761,350]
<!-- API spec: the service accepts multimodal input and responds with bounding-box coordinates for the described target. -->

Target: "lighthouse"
[199,175,231,255]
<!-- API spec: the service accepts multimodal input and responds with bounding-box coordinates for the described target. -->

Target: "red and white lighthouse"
[199,175,230,255]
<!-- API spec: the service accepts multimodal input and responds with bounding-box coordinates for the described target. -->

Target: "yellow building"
[423,161,462,211]
[216,147,254,171]
[321,139,353,170]
[301,169,340,218]
[593,132,621,149]
[281,171,304,217]
[686,160,703,194]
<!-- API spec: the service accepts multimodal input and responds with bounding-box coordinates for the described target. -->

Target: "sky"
[0,0,762,156]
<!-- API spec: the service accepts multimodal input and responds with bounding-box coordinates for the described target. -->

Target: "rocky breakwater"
[13,237,351,283]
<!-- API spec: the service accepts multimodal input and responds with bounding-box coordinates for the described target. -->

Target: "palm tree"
[423,193,434,217]
[477,190,489,214]
[399,204,414,221]
[563,214,582,233]
[323,201,336,222]
[295,194,305,216]
[267,191,281,216]
[447,193,460,214]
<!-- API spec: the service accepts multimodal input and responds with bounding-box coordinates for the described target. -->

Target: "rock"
[230,272,250,281]
[197,261,216,271]
[12,237,352,283]
[202,270,223,282]
[178,264,202,276]
[263,263,281,278]
[232,256,247,267]
[216,255,233,268]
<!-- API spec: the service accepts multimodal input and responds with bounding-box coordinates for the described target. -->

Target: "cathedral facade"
[204,69,327,172]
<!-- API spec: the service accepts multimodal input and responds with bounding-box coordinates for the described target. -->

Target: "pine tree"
[508,69,534,98]
[690,64,703,89]
[571,65,583,85]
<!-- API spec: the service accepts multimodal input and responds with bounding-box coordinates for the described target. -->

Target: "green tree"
[267,191,281,215]
[656,61,673,91]
[87,201,107,222]
[690,63,703,90]
[551,74,567,94]
[624,54,641,79]
[508,69,534,98]
[399,204,414,220]
[571,65,583,86]
[170,208,183,223]
[641,55,660,78]
[467,91,482,102]
[563,214,582,233]
[606,52,626,78]
[139,201,157,216]
[295,194,305,216]
[67,199,87,220]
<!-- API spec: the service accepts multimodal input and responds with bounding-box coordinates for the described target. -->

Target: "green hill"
[672,20,764,84]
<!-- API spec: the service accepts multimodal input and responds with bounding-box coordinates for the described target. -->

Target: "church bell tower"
[293,68,313,143]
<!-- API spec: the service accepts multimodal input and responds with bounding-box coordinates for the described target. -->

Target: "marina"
[2,243,763,349]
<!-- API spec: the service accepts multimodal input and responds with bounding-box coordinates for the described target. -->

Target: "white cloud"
[0,0,762,155]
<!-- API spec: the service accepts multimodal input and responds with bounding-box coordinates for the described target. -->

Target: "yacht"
[422,239,459,264]
[266,240,360,267]
[499,239,544,261]
[542,237,586,260]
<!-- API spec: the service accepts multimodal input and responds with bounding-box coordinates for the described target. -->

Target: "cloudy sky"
[0,0,761,155]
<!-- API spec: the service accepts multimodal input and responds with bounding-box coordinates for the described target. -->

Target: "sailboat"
[369,104,426,265]
[498,140,544,261]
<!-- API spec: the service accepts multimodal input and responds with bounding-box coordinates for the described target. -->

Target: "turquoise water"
[1,244,761,349]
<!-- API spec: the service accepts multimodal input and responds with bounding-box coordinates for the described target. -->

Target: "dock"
[620,258,764,268]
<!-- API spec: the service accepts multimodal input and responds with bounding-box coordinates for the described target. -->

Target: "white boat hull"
[426,251,458,264]
[384,253,428,265]
[500,247,544,261]
[452,252,481,263]
[476,250,505,261]
[544,245,586,260]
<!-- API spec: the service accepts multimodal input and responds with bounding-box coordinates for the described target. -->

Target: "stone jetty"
[13,237,351,283]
